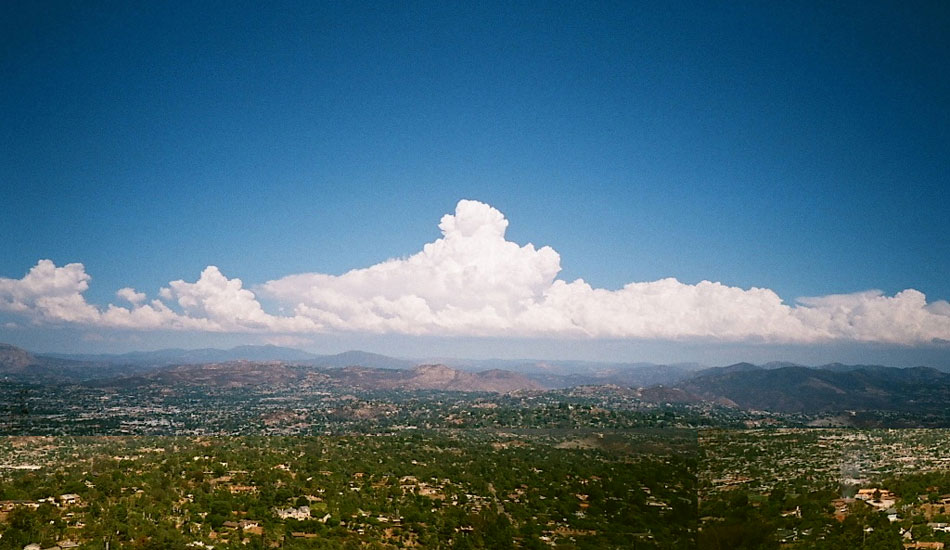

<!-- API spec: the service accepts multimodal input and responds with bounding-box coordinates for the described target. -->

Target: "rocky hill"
[397,364,542,392]
[0,343,36,372]
[0,343,146,382]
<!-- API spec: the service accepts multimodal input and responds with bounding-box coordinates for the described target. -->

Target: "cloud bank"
[2,200,949,344]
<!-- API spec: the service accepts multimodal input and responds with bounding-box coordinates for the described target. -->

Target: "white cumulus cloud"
[0,260,100,324]
[261,200,562,335]
[116,287,146,305]
[2,200,949,345]
[160,266,316,332]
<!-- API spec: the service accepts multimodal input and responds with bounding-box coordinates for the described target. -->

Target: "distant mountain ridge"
[6,343,950,409]
[89,361,542,393]
[47,344,320,365]
[48,345,418,370]
[327,363,543,393]
[677,363,950,414]
[302,350,416,370]
[427,358,703,388]
[8,343,696,387]
[40,345,701,387]
[0,343,151,383]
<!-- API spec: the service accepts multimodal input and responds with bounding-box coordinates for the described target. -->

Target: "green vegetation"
[6,375,950,549]
[0,430,696,549]
[699,429,950,549]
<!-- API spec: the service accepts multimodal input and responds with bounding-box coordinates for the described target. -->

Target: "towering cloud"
[261,200,562,335]
[2,200,949,344]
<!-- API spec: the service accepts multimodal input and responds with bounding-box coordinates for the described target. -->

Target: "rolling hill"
[677,363,950,414]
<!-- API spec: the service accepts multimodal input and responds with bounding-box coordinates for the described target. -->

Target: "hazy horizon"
[10,336,950,371]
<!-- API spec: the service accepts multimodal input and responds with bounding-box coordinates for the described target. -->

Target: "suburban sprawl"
[3,344,950,548]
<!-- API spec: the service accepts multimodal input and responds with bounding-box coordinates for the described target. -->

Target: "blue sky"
[1,2,948,365]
